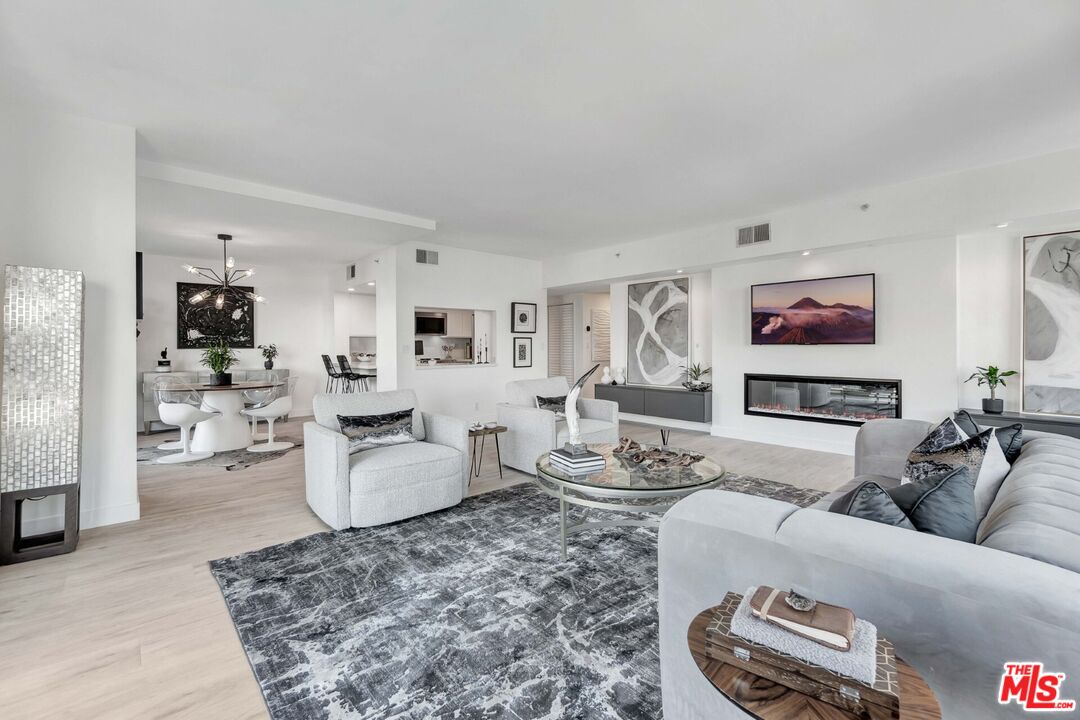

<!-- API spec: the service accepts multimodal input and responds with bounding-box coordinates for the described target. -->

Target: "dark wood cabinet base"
[0,484,80,564]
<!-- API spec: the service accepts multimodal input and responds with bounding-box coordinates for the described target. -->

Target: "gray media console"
[594,383,712,423]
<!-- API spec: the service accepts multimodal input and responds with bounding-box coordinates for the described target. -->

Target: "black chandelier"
[183,234,264,308]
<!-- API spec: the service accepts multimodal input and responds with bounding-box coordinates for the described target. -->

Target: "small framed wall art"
[511,301,537,333]
[513,337,533,368]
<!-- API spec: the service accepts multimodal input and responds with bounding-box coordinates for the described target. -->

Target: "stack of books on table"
[549,448,606,475]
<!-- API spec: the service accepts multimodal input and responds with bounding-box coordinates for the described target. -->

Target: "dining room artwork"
[176,281,256,349]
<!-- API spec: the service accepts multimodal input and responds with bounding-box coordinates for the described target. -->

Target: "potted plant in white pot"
[965,364,1017,414]
[258,343,278,370]
[681,362,712,392]
[201,339,238,386]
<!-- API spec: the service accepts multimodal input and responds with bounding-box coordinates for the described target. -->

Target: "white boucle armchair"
[496,377,619,474]
[304,390,469,529]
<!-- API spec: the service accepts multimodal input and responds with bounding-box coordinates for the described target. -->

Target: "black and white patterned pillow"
[337,409,417,454]
[902,419,988,484]
[902,417,1010,522]
[535,395,568,416]
[953,410,1023,464]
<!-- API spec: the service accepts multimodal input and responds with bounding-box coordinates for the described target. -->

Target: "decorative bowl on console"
[682,381,711,392]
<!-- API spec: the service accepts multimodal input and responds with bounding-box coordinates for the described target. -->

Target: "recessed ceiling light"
[367,281,376,286]
[996,222,1010,228]
[675,269,684,273]
[347,287,355,292]
[802,250,811,256]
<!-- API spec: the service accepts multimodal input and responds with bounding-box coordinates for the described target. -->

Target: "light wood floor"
[0,419,851,719]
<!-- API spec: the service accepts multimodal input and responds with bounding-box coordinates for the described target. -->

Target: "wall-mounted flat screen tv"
[751,273,875,345]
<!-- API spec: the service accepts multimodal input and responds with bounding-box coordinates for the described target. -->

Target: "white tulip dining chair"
[243,376,296,452]
[155,376,217,464]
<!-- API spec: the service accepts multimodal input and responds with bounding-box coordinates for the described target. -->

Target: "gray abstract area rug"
[210,475,826,720]
[137,435,303,470]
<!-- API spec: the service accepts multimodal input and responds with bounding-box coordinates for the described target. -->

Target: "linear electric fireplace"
[744,373,901,426]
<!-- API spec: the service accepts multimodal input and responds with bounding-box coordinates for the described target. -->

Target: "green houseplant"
[201,340,238,386]
[258,343,279,370]
[964,364,1017,414]
[681,362,712,392]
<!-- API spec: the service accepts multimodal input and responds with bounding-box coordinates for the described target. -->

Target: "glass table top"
[536,443,724,491]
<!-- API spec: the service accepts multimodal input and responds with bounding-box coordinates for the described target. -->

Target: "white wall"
[0,103,139,530]
[543,146,1080,288]
[333,291,376,355]
[710,237,958,454]
[955,211,1080,412]
[390,241,547,422]
[137,253,336,417]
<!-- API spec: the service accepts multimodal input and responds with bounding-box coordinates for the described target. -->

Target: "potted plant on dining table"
[202,339,238,386]
[258,343,279,370]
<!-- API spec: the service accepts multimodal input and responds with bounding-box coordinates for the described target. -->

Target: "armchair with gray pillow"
[496,376,619,474]
[303,389,469,529]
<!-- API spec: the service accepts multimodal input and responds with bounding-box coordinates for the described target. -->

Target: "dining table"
[190,380,283,452]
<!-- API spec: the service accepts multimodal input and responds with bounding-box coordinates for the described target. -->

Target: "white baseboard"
[709,424,855,456]
[618,413,712,434]
[20,501,141,536]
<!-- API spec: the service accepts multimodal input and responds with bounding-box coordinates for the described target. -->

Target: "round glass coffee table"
[535,443,724,559]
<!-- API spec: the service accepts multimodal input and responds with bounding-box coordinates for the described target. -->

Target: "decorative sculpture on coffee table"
[563,363,601,455]
[1,265,85,564]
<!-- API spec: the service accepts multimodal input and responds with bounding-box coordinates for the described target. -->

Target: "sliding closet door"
[547,303,574,385]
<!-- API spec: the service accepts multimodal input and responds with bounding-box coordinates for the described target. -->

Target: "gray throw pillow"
[829,467,977,542]
[888,466,978,543]
[828,481,915,530]
[337,409,417,454]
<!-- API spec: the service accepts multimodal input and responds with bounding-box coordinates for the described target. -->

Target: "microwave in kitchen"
[415,313,447,335]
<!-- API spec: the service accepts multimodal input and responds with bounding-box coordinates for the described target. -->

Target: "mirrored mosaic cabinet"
[1,265,84,564]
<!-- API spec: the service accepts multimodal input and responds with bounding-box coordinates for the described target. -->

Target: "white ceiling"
[137,176,428,264]
[4,1,1080,259]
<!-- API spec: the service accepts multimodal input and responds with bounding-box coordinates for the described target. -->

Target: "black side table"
[469,425,507,482]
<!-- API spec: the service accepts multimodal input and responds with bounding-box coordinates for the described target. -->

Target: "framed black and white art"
[511,301,537,333]
[513,337,533,368]
[176,281,255,349]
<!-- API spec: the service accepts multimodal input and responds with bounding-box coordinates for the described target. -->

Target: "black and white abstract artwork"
[511,301,537,333]
[1024,231,1080,415]
[176,281,255,348]
[627,278,689,386]
[209,480,825,720]
[514,336,533,367]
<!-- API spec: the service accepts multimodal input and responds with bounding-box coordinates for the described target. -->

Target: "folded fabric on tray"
[729,586,878,685]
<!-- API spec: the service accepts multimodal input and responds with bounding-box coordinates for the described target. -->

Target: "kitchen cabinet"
[445,309,474,338]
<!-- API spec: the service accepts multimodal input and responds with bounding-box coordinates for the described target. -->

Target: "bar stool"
[322,354,344,393]
[337,355,368,392]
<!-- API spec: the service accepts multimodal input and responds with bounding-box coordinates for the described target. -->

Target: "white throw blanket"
[728,586,878,685]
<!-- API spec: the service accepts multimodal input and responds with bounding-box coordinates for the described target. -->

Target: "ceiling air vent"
[416,249,440,265]
[346,263,356,280]
[736,222,770,247]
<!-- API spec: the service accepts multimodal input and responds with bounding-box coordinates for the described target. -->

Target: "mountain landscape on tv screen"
[752,295,875,344]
